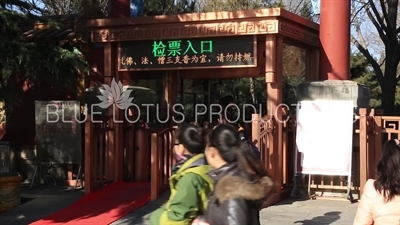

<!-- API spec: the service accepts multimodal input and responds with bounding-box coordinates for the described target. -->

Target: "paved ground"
[0,185,84,225]
[112,192,358,225]
[0,186,358,225]
[259,198,358,225]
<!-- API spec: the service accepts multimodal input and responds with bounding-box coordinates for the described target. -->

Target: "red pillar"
[319,0,351,80]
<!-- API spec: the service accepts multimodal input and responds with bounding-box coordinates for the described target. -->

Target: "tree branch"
[379,56,386,67]
[360,0,386,42]
[351,2,365,24]
[378,0,389,26]
[370,0,387,31]
[352,1,368,48]
[351,34,384,84]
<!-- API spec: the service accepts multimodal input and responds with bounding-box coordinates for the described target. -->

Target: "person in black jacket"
[193,124,274,225]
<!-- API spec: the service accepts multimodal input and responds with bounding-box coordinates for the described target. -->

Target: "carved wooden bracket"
[279,21,319,47]
[91,19,319,47]
[91,20,279,42]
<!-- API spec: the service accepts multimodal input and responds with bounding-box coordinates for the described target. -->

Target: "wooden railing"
[357,109,400,196]
[150,127,175,200]
[251,108,400,199]
[252,112,361,197]
[84,115,114,194]
[283,115,296,186]
[123,119,135,181]
[251,114,278,180]
[82,108,398,200]
[251,114,297,188]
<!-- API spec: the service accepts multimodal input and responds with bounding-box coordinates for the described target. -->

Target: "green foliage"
[200,0,265,12]
[143,0,196,15]
[0,0,87,113]
[209,78,266,105]
[350,53,381,107]
[282,75,304,105]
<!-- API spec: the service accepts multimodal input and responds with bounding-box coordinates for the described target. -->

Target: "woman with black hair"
[194,124,274,225]
[150,124,214,225]
[353,139,400,225]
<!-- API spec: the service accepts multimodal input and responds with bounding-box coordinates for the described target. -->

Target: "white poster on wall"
[295,100,354,176]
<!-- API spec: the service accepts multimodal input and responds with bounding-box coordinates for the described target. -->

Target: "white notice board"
[295,100,354,176]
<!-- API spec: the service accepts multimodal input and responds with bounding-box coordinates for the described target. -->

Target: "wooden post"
[84,117,94,194]
[103,43,115,182]
[114,110,124,181]
[367,109,375,179]
[251,114,260,148]
[265,34,284,187]
[373,109,383,178]
[359,108,368,197]
[164,71,177,127]
[305,48,319,81]
[127,127,135,181]
[114,43,124,182]
[150,133,159,200]
[170,71,178,126]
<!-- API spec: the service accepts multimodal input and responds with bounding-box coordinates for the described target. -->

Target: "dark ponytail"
[177,123,206,154]
[236,141,267,178]
[208,124,268,178]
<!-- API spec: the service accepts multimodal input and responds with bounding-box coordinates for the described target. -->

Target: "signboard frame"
[117,35,257,71]
[295,100,354,176]
[35,100,82,164]
[292,100,354,200]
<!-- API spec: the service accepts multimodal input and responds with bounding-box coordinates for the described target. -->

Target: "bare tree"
[27,0,108,16]
[351,0,400,114]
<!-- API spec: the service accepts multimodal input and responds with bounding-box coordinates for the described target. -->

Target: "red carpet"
[30,182,151,225]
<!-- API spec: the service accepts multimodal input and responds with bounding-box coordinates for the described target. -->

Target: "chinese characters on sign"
[119,35,256,70]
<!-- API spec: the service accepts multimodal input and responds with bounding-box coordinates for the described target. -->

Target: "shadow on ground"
[272,196,311,206]
[294,211,341,225]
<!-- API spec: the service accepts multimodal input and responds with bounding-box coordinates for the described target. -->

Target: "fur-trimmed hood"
[214,175,274,203]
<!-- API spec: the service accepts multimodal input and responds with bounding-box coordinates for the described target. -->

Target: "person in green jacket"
[150,123,213,225]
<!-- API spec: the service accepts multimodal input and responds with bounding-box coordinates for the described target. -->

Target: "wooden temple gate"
[84,4,396,201]
[84,8,319,202]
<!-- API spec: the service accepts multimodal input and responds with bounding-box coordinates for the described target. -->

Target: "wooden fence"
[150,127,175,200]
[84,115,115,194]
[357,108,399,196]
[82,108,398,200]
[251,108,397,199]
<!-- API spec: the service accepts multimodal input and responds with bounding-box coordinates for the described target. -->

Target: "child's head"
[205,124,267,178]
[174,123,205,156]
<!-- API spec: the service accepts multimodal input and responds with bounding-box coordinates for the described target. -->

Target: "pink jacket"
[353,179,400,225]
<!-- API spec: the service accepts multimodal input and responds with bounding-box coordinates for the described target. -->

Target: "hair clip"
[394,139,400,146]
